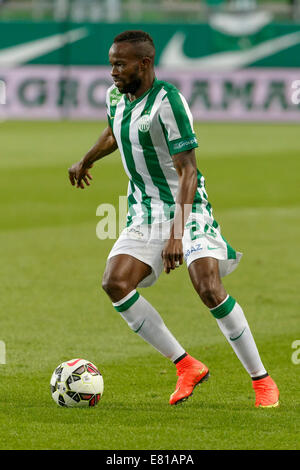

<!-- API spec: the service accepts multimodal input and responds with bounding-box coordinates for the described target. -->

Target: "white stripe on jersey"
[129,100,166,219]
[158,95,182,141]
[179,92,195,130]
[149,88,178,203]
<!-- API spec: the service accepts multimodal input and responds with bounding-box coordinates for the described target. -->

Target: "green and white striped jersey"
[106,78,212,226]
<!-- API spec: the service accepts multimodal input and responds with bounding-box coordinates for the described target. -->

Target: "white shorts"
[107,213,242,288]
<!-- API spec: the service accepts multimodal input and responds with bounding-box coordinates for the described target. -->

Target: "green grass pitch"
[0,120,299,450]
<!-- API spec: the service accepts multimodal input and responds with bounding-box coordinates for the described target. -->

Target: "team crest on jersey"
[138,114,151,133]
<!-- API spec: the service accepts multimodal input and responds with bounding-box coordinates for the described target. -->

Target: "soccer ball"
[50,358,104,408]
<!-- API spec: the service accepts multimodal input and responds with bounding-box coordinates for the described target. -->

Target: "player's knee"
[194,277,222,308]
[199,287,219,307]
[101,273,130,301]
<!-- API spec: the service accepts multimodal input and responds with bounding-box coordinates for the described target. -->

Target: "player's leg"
[102,253,151,302]
[102,254,186,362]
[188,257,279,407]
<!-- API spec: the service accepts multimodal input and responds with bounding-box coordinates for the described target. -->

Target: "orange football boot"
[252,375,279,408]
[169,354,209,405]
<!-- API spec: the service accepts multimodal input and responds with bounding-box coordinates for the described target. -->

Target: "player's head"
[109,30,155,94]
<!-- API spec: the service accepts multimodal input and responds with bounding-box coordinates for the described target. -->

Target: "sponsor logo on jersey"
[173,137,198,151]
[127,227,144,239]
[184,243,203,261]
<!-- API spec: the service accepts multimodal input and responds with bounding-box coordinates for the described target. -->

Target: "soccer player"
[68,30,279,408]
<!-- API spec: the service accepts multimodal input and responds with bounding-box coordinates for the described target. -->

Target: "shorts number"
[186,220,202,241]
[186,221,217,240]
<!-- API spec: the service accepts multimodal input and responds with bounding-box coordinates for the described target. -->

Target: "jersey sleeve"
[106,88,113,128]
[158,89,198,155]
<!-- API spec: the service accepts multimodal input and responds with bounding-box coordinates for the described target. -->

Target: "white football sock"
[113,290,185,362]
[210,296,267,378]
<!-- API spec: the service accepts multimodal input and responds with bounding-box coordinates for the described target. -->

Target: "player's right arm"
[68,125,118,189]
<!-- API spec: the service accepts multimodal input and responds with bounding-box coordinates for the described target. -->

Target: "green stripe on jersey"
[221,235,237,260]
[158,115,172,155]
[107,113,113,129]
[138,87,175,206]
[166,90,194,138]
[159,117,202,214]
[120,106,152,224]
[192,170,203,213]
[127,181,137,227]
[159,85,198,156]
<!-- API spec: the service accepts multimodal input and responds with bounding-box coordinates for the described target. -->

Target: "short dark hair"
[113,30,155,60]
[113,30,155,48]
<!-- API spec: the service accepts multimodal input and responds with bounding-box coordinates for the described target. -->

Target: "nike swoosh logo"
[159,31,300,71]
[210,11,272,37]
[0,27,89,67]
[172,387,180,395]
[207,246,218,250]
[66,358,82,367]
[230,328,246,341]
[134,319,145,333]
[193,367,206,383]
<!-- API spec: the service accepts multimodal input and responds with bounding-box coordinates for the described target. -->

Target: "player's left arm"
[161,148,198,274]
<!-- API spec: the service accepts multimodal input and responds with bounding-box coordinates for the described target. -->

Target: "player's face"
[109,42,143,94]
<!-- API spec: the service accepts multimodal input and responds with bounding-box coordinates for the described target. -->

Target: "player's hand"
[161,238,184,274]
[68,160,93,189]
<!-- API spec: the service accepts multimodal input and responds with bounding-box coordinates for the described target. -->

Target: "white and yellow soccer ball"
[50,358,104,408]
